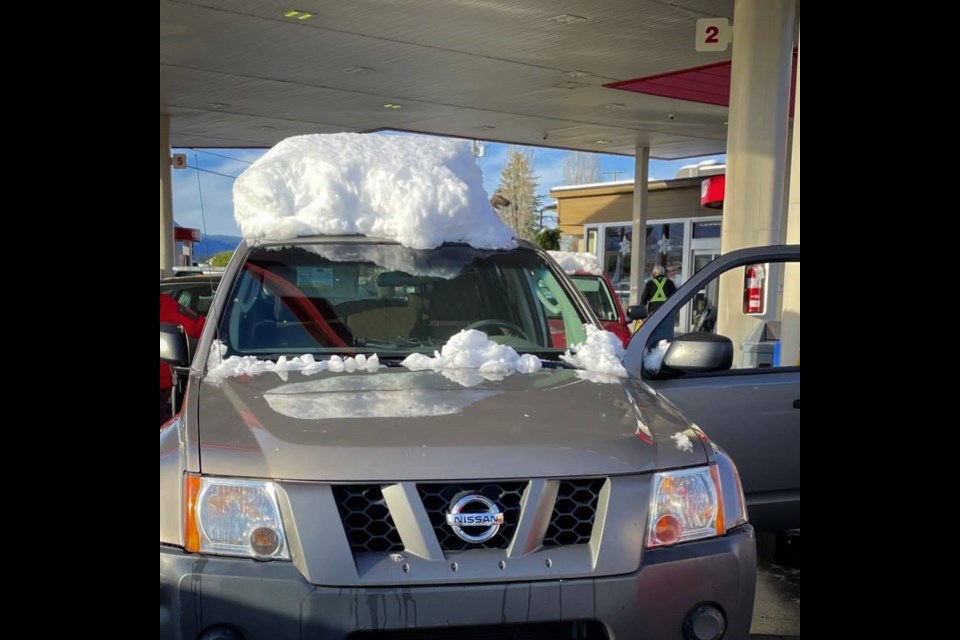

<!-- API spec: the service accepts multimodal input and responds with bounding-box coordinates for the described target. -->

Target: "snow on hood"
[400,329,542,375]
[205,352,380,384]
[561,324,628,379]
[548,251,602,275]
[233,133,516,250]
[205,331,544,385]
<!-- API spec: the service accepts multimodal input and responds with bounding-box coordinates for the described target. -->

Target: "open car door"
[624,245,800,531]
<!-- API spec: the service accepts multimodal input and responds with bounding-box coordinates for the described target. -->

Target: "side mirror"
[160,323,190,367]
[663,333,733,373]
[626,305,648,321]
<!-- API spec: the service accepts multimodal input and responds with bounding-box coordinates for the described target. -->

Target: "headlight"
[184,475,289,560]
[646,465,726,548]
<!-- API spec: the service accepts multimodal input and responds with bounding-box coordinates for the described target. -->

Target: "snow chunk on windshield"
[547,251,602,275]
[205,353,380,384]
[400,329,542,375]
[643,340,671,373]
[233,133,516,250]
[561,324,627,378]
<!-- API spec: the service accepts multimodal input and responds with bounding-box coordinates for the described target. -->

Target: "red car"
[568,272,632,347]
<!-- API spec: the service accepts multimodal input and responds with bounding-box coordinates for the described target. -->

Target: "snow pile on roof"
[643,340,671,373]
[401,329,542,375]
[205,353,380,384]
[233,133,516,250]
[548,251,602,275]
[561,324,627,378]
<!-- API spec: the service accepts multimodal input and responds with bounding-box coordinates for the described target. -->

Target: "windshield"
[571,275,619,322]
[218,242,589,358]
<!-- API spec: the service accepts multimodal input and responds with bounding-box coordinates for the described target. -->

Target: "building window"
[603,225,633,288]
[586,228,598,255]
[645,223,684,284]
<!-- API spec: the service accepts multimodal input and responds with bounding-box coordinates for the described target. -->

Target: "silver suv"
[160,237,755,640]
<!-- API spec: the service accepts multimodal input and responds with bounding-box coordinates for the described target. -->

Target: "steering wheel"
[464,319,530,342]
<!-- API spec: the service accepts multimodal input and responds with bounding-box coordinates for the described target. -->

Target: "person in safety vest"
[639,264,677,316]
[160,291,205,426]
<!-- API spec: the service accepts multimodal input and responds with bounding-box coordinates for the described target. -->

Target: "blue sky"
[172,134,724,237]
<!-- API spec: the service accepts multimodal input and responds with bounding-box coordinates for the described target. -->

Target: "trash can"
[740,321,781,368]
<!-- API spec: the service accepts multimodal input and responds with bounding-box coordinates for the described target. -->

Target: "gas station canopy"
[160,0,736,158]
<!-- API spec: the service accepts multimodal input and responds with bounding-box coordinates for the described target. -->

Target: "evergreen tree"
[535,228,562,250]
[494,147,541,239]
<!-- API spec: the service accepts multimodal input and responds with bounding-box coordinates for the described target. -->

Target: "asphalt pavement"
[750,532,800,638]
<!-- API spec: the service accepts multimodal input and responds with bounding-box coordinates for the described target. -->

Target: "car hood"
[196,366,709,481]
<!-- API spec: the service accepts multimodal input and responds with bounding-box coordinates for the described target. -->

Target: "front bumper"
[160,525,755,640]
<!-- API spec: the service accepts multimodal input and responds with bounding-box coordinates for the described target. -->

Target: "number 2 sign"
[695,18,731,52]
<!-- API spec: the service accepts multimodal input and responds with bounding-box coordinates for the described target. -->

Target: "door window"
[643,259,800,376]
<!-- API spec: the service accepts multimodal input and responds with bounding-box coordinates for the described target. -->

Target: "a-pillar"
[629,144,650,306]
[717,0,796,358]
[160,114,174,278]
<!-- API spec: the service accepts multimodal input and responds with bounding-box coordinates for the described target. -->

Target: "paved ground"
[750,532,800,638]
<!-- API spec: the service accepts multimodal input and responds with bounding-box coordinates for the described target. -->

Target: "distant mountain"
[195,234,242,260]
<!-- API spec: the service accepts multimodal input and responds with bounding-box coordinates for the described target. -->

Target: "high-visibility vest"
[650,277,669,302]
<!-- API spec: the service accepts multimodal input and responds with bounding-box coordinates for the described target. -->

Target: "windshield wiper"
[355,337,442,350]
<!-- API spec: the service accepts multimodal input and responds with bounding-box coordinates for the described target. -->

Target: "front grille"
[542,479,605,547]
[418,482,525,550]
[348,621,608,640]
[332,485,404,553]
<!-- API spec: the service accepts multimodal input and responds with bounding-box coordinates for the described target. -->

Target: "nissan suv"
[160,237,755,640]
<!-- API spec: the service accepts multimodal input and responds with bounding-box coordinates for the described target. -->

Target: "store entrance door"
[687,245,721,332]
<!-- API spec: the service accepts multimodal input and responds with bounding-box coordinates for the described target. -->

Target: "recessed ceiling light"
[382,103,403,109]
[553,81,589,90]
[602,103,627,110]
[206,103,230,109]
[594,139,612,145]
[547,14,589,24]
[342,66,374,74]
[282,10,314,21]
[563,70,590,78]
